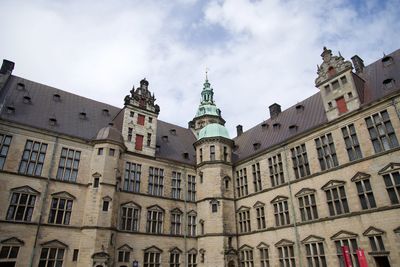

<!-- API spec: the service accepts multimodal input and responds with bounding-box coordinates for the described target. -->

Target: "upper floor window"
[341,124,362,161]
[239,247,254,267]
[144,247,162,267]
[351,172,376,210]
[199,148,203,163]
[187,250,197,267]
[48,192,74,225]
[333,234,358,267]
[304,240,327,267]
[137,114,145,125]
[252,162,262,192]
[365,110,399,153]
[291,144,310,179]
[258,245,269,267]
[210,145,215,161]
[146,206,163,234]
[124,162,141,192]
[170,209,182,235]
[296,189,318,222]
[380,164,400,205]
[117,245,132,263]
[171,172,182,199]
[210,199,219,213]
[236,168,248,197]
[187,175,196,202]
[187,212,197,237]
[315,133,339,171]
[39,246,65,267]
[268,153,284,186]
[223,146,228,161]
[272,196,290,226]
[148,167,164,196]
[56,147,80,182]
[6,186,38,222]
[254,202,266,230]
[336,96,348,114]
[0,237,22,264]
[237,207,251,233]
[169,249,181,267]
[147,133,152,146]
[322,181,349,216]
[18,140,48,176]
[128,127,133,142]
[0,134,12,170]
[135,134,144,151]
[276,240,295,267]
[120,202,140,232]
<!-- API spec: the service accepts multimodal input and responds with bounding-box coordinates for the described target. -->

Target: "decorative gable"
[321,180,345,190]
[170,208,183,214]
[169,247,182,253]
[378,162,400,175]
[10,185,40,195]
[92,172,102,178]
[363,226,385,236]
[350,172,371,182]
[41,239,68,248]
[1,237,25,245]
[256,242,269,249]
[144,245,163,253]
[238,244,254,250]
[187,210,197,216]
[302,235,325,244]
[237,206,251,212]
[102,196,112,201]
[295,188,316,197]
[271,195,288,203]
[187,248,197,254]
[121,201,141,209]
[275,239,294,247]
[331,230,358,240]
[147,205,164,211]
[51,191,76,199]
[315,47,352,86]
[118,244,133,251]
[253,201,265,208]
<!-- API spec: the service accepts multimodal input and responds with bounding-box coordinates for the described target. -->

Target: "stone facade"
[0,48,400,267]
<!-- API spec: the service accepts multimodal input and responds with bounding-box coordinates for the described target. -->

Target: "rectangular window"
[340,76,347,84]
[18,140,48,176]
[72,249,79,261]
[147,133,152,146]
[135,134,144,151]
[148,167,164,196]
[269,154,285,186]
[315,133,339,171]
[130,111,134,117]
[259,247,269,267]
[356,179,376,209]
[0,134,12,170]
[102,200,109,211]
[341,124,362,161]
[291,144,310,179]
[120,205,139,232]
[325,185,349,216]
[252,163,262,192]
[48,197,73,225]
[93,177,100,188]
[137,114,145,125]
[171,172,182,199]
[171,212,182,235]
[305,242,326,267]
[144,252,161,267]
[383,171,400,204]
[187,175,196,202]
[170,252,180,267]
[223,146,228,161]
[188,253,197,267]
[278,245,295,267]
[335,239,358,267]
[236,168,248,197]
[109,148,115,156]
[368,235,386,252]
[273,199,290,226]
[118,250,130,262]
[128,127,133,142]
[0,245,19,260]
[331,80,340,90]
[365,110,399,153]
[39,247,65,267]
[336,97,348,114]
[188,214,196,237]
[298,193,318,222]
[6,192,36,221]
[98,147,103,155]
[56,147,81,182]
[210,145,215,161]
[256,206,266,229]
[238,210,251,233]
[199,148,203,163]
[146,209,163,234]
[240,249,254,267]
[124,162,141,192]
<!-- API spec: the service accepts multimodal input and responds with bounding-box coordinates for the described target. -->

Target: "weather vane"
[205,67,209,80]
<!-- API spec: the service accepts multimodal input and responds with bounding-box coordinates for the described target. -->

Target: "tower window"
[130,111,134,117]
[324,84,330,94]
[331,80,340,90]
[137,114,145,125]
[382,56,394,67]
[340,76,347,85]
[211,203,218,213]
[128,128,133,142]
[328,66,336,77]
[383,79,395,89]
[210,146,215,161]
[147,133,151,146]
[336,97,348,114]
[135,135,144,151]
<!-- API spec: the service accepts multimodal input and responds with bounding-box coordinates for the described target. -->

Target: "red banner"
[357,249,368,267]
[341,246,353,267]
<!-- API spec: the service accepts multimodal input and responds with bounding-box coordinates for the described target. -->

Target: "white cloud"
[0,0,399,136]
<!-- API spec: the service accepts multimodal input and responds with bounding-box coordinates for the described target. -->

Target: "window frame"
[56,147,81,182]
[0,134,12,170]
[18,140,48,176]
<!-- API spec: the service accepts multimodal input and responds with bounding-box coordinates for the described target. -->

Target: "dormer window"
[382,56,394,67]
[6,106,15,114]
[162,136,168,142]
[79,112,87,120]
[170,129,176,135]
[289,124,298,133]
[102,109,109,116]
[295,104,304,112]
[53,94,61,102]
[261,121,268,128]
[49,117,57,126]
[16,83,25,91]
[183,152,189,159]
[23,96,31,104]
[272,123,280,129]
[383,79,395,89]
[253,142,261,150]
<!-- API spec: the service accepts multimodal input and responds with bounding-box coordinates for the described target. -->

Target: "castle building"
[0,47,399,267]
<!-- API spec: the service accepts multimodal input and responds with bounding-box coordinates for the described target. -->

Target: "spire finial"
[205,67,209,81]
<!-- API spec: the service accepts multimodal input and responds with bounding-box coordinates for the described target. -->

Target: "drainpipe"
[183,167,188,267]
[29,136,59,267]
[283,145,303,267]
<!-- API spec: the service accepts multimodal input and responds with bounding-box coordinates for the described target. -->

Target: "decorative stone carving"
[315,47,352,86]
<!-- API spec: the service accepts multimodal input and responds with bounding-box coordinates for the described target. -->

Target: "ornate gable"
[253,201,265,208]
[238,244,254,250]
[170,208,183,214]
[363,226,385,236]
[41,239,68,248]
[121,201,141,209]
[315,47,352,86]
[321,180,345,190]
[256,242,269,249]
[144,245,163,253]
[187,248,197,254]
[331,230,358,240]
[10,185,40,195]
[124,79,160,114]
[169,247,182,253]
[237,206,251,212]
[147,205,164,211]
[271,195,288,203]
[1,237,24,245]
[51,191,76,199]
[118,244,133,251]
[295,188,316,197]
[350,172,371,182]
[378,162,400,174]
[302,235,325,244]
[187,210,197,216]
[275,239,294,247]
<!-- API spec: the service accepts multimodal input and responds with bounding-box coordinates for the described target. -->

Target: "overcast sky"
[1,0,399,136]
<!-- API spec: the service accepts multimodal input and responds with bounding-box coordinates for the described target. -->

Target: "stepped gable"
[155,120,196,165]
[233,48,400,163]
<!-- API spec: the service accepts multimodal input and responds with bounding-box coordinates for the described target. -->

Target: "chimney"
[0,60,15,75]
[236,125,243,136]
[351,55,364,74]
[269,103,281,118]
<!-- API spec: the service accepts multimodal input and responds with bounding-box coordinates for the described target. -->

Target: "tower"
[315,47,363,121]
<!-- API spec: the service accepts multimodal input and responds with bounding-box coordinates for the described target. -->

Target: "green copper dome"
[198,123,230,140]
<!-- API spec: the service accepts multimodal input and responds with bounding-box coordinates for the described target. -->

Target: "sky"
[1,0,399,136]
